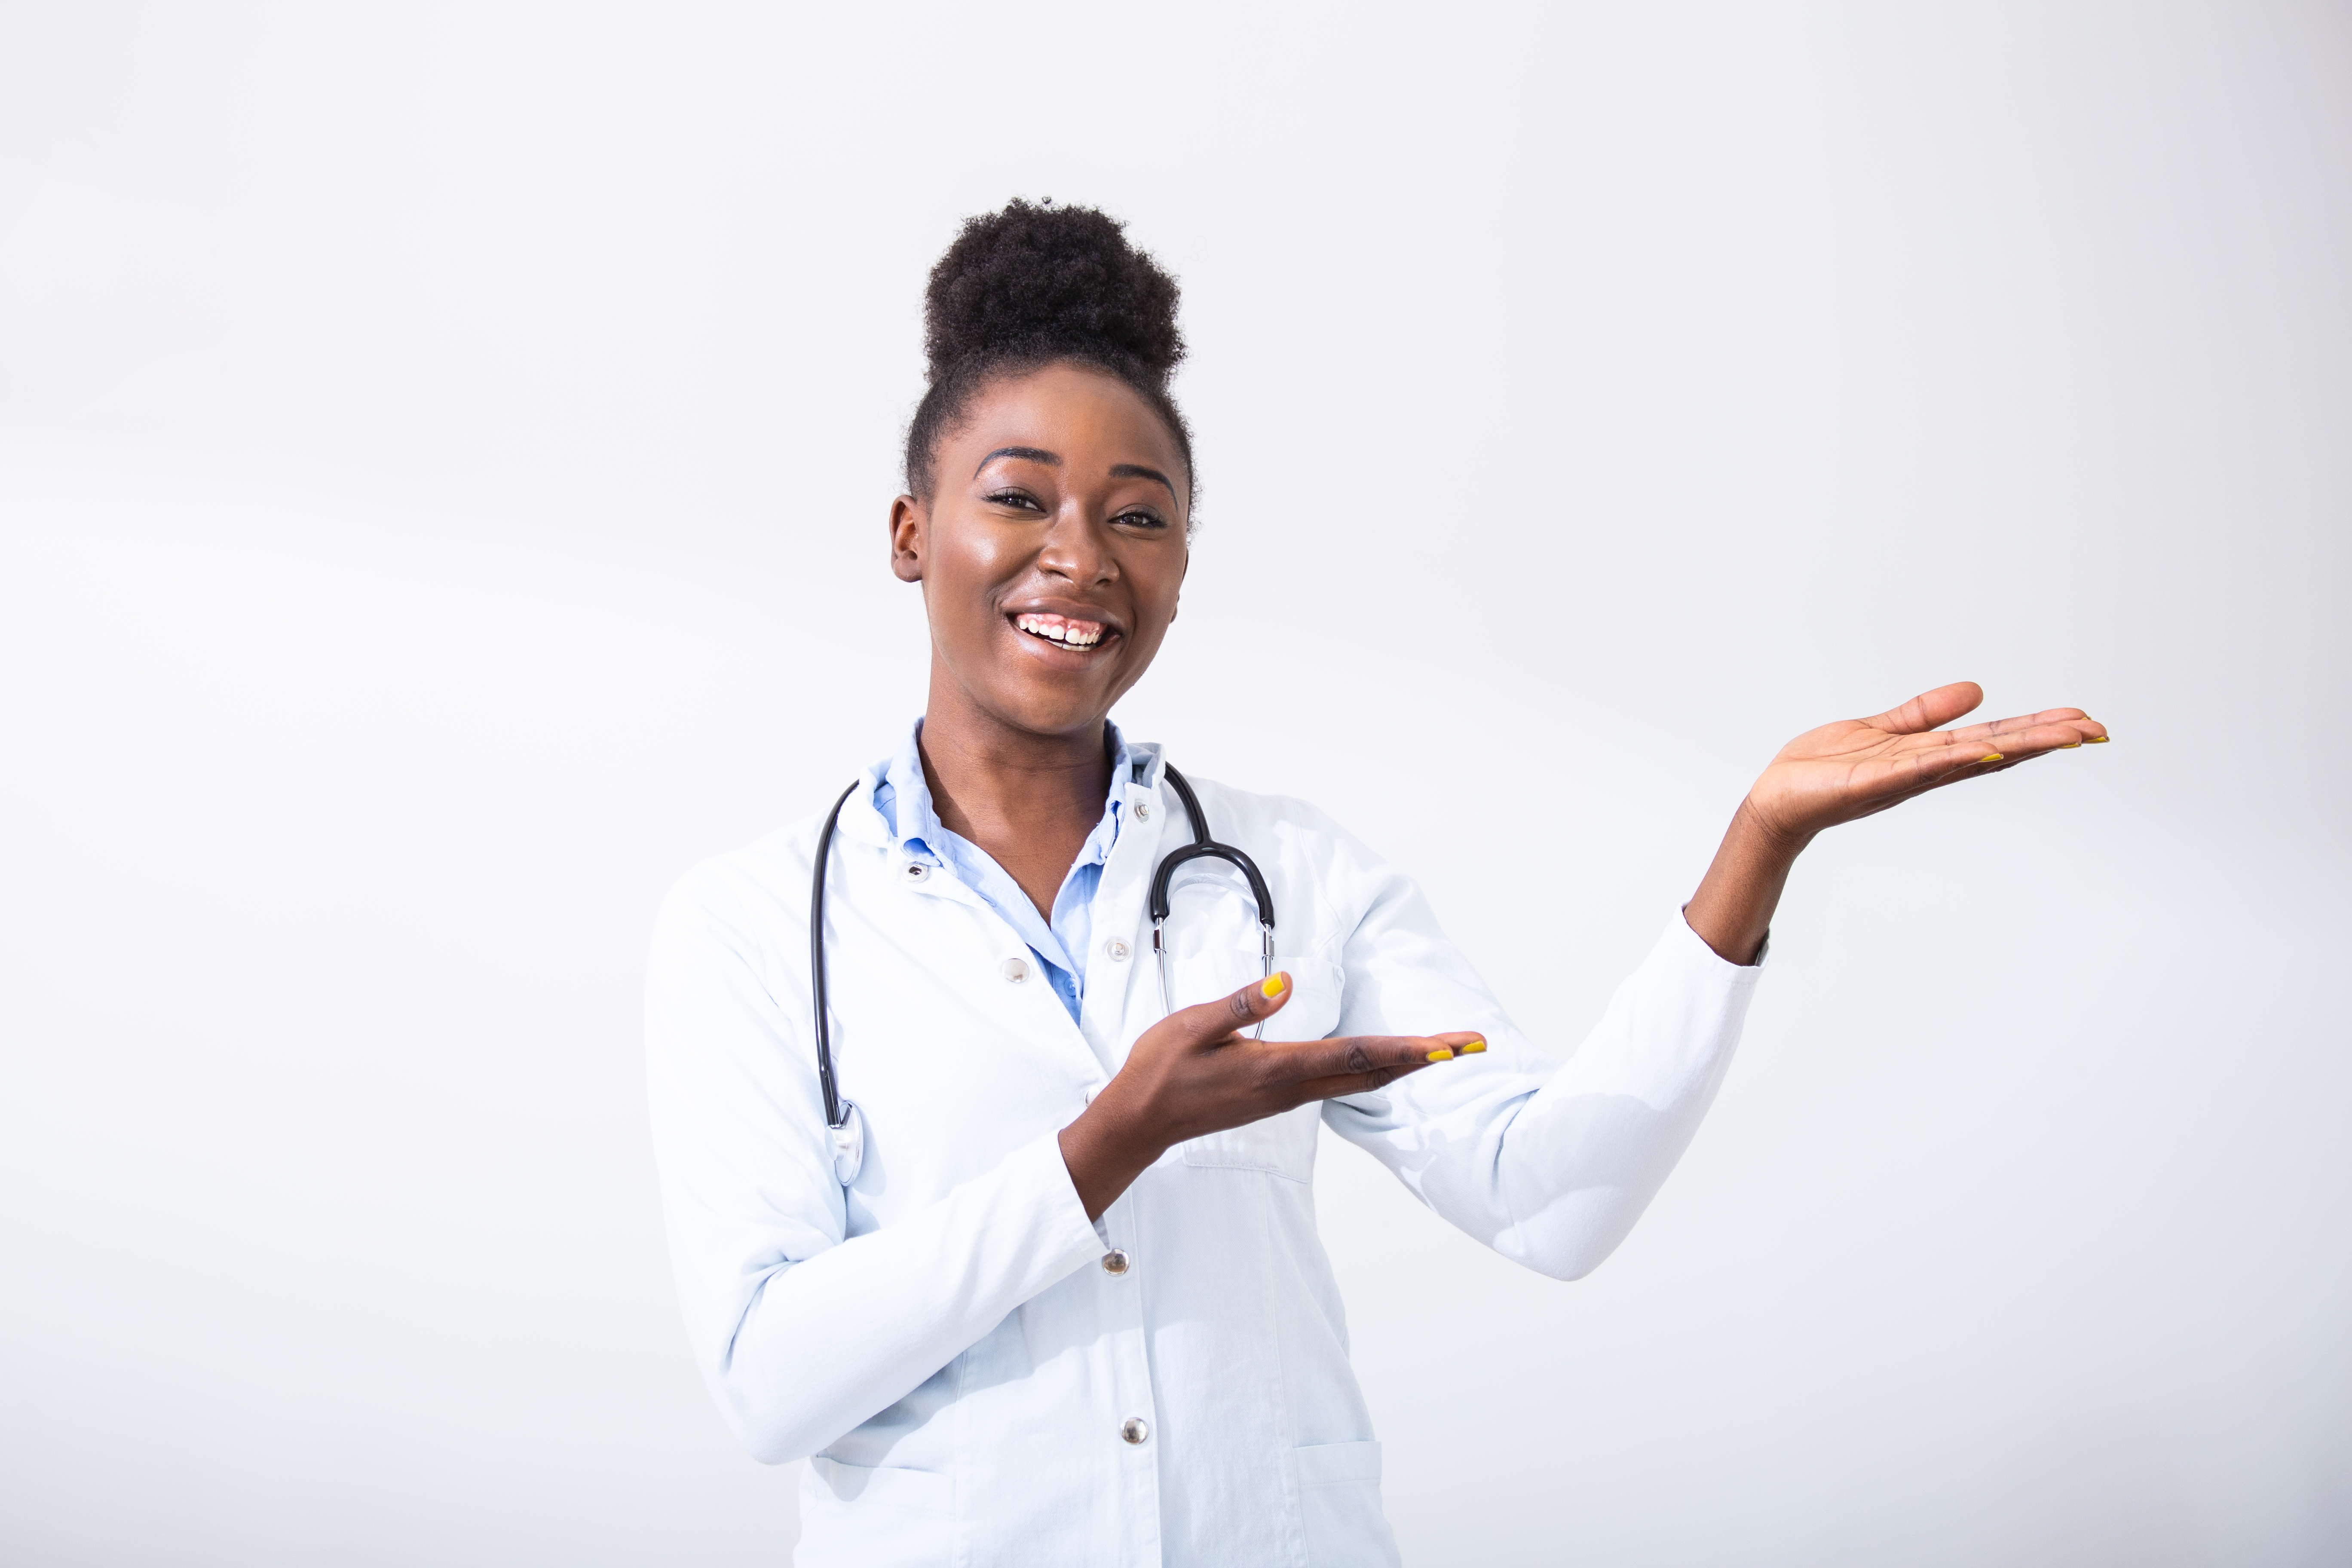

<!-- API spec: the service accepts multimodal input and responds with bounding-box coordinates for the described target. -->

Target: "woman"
[646,201,2105,1567]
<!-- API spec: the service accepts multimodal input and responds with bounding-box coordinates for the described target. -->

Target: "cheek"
[927,528,1015,628]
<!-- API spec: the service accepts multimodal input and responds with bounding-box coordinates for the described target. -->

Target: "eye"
[1114,508,1169,531]
[985,489,1045,513]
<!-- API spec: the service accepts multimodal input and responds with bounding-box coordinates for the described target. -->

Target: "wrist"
[1732,794,1815,864]
[1058,1090,1164,1221]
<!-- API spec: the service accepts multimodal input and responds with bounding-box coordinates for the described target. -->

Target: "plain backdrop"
[3,3,2348,1565]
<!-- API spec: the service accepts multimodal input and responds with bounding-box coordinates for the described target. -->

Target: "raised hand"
[1058,973,1485,1219]
[1745,680,2107,844]
[1683,681,2107,965]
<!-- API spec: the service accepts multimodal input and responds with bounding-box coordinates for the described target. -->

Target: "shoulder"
[652,810,833,966]
[1162,770,1409,925]
[1176,771,1353,845]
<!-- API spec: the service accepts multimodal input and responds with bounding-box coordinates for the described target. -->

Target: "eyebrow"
[975,446,1060,474]
[1110,463,1179,502]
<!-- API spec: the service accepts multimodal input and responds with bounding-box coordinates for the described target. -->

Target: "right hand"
[1056,971,1485,1219]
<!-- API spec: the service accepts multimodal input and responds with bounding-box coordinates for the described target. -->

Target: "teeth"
[1015,613,1106,649]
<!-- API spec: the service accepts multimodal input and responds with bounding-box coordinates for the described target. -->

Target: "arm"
[645,872,1108,1464]
[1326,681,2107,1277]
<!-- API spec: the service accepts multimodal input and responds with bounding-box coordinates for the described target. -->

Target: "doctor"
[645,200,2106,1568]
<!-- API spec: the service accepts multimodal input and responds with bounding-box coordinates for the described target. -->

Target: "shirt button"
[1106,938,1130,962]
[1102,1248,1130,1275]
[1120,1418,1149,1446]
[1135,800,1152,821]
[1001,958,1028,983]
[903,863,930,883]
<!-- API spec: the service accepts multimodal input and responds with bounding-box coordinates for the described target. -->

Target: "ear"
[888,495,925,583]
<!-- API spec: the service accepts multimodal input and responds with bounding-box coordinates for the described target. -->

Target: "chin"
[991,686,1119,740]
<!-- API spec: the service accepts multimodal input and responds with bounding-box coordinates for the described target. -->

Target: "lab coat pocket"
[1180,954,1342,1182]
[799,1457,954,1568]
[1163,950,1341,1042]
[1292,1441,1400,1568]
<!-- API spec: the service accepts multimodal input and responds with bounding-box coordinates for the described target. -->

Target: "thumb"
[1181,970,1293,1044]
[1867,680,1983,735]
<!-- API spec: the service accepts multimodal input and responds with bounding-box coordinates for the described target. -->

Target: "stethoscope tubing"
[1148,766,1276,1040]
[807,763,1275,1133]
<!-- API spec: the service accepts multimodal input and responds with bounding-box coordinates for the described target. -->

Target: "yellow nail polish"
[1979,753,2004,763]
[1460,1038,1486,1054]
[1426,1047,1454,1063]
[1261,974,1286,999]
[2060,741,2080,749]
[2088,735,2109,743]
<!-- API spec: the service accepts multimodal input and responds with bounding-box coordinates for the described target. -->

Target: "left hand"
[1683,681,2107,964]
[1745,680,2107,845]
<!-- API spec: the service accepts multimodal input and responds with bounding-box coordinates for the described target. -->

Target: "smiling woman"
[642,200,2108,1568]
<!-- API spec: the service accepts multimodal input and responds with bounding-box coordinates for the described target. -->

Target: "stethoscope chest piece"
[829,1100,865,1185]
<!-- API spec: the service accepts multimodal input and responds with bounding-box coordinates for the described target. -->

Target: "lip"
[1004,600,1125,663]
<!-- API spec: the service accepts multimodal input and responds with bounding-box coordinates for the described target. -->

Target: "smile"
[1013,612,1112,652]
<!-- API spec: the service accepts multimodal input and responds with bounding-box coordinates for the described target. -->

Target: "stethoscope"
[806,763,1276,1138]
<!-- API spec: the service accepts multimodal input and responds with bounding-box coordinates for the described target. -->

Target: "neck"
[917,668,1116,919]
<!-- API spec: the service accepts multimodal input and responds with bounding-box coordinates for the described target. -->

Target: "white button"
[1135,800,1151,821]
[903,863,930,882]
[1081,1085,1098,1105]
[1106,938,1130,962]
[1120,1417,1149,1445]
[1001,958,1028,983]
[1102,1248,1130,1275]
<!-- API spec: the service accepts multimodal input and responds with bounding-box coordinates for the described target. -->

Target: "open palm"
[1747,681,2108,844]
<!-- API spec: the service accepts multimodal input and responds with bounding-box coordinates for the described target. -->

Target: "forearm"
[1681,797,1808,965]
[698,1132,1103,1463]
[1494,912,1760,1275]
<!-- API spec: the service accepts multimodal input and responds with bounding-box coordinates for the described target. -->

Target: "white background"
[3,3,2347,1564]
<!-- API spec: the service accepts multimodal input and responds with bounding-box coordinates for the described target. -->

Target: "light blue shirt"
[871,720,1134,1024]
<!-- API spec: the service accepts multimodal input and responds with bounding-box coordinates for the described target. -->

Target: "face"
[891,362,1191,742]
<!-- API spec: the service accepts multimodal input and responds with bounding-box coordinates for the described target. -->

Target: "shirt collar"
[869,718,1140,867]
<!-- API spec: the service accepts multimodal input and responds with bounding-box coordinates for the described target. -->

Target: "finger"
[1865,681,1983,735]
[1945,707,2102,745]
[1283,1032,1486,1102]
[1903,718,2106,781]
[1972,715,2111,758]
[1288,1033,1476,1083]
[1176,971,1295,1046]
[1423,1032,1488,1059]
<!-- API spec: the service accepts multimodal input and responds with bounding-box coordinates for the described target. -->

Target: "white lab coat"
[645,744,1762,1567]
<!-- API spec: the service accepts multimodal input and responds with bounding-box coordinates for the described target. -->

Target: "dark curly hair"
[903,199,1194,513]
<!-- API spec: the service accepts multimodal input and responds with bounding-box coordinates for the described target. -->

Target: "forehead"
[946,363,1187,481]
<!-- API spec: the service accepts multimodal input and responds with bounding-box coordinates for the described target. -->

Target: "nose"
[1035,498,1115,585]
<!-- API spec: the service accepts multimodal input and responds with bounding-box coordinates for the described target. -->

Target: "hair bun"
[923,199,1185,387]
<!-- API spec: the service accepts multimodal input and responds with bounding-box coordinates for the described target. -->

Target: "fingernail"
[1261,974,1286,999]
[2060,741,2080,749]
[2088,735,2109,743]
[1460,1038,1486,1054]
[1979,753,2004,763]
[1425,1047,1454,1062]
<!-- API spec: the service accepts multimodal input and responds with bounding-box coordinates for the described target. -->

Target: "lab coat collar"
[828,721,1164,854]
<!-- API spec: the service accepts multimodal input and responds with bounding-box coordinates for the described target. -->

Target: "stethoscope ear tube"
[810,779,859,1132]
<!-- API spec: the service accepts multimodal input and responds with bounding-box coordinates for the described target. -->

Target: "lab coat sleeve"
[644,859,1107,1465]
[1319,838,1762,1281]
